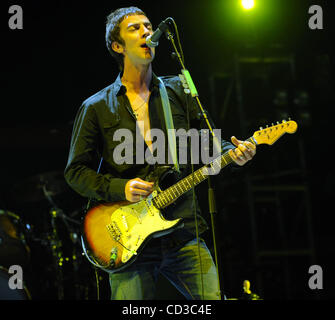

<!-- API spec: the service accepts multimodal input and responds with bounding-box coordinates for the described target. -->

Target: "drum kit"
[0,171,109,300]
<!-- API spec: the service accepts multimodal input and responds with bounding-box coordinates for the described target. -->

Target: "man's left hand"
[229,136,256,166]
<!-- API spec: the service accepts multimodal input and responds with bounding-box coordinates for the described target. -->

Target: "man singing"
[64,6,256,300]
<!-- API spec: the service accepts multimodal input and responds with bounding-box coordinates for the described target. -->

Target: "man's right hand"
[125,177,154,202]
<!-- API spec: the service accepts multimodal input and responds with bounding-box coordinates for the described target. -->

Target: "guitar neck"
[153,137,256,209]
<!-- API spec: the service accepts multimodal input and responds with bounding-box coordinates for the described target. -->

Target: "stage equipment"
[5,171,98,299]
[163,16,223,300]
[146,18,170,47]
[10,171,69,204]
[0,209,30,269]
[241,0,255,10]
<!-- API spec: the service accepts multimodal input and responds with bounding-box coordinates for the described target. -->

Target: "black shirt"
[64,72,235,241]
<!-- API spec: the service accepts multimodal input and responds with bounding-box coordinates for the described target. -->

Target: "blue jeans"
[109,236,221,300]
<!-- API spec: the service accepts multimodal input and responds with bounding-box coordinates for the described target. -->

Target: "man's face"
[113,14,155,67]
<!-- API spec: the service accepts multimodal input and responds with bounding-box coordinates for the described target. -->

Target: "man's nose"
[142,26,152,38]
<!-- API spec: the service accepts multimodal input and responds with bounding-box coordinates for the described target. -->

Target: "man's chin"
[144,49,155,60]
[143,54,155,64]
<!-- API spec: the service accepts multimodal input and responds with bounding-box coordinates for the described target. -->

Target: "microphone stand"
[164,25,222,300]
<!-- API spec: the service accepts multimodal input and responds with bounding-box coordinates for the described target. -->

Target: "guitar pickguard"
[105,191,182,265]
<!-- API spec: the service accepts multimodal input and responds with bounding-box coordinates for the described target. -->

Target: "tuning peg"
[282,119,287,123]
[271,123,274,126]
[259,126,263,130]
[276,121,280,125]
[288,117,291,121]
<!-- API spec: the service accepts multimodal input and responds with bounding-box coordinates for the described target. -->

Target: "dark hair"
[105,7,146,70]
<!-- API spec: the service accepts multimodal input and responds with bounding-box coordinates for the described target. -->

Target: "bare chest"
[127,92,153,151]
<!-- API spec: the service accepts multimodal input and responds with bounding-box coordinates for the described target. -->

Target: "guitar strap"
[158,77,180,173]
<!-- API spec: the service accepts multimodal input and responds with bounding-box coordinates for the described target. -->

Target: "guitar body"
[82,189,183,273]
[81,120,298,273]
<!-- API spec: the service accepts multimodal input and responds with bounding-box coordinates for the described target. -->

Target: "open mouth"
[140,43,149,49]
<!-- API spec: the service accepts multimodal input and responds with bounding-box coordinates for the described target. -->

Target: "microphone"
[146,18,170,48]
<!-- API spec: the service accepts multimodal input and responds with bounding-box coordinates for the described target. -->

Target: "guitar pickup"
[106,222,121,240]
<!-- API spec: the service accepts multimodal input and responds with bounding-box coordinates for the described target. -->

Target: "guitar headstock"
[253,120,298,145]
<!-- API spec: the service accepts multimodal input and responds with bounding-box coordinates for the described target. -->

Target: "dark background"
[0,0,334,300]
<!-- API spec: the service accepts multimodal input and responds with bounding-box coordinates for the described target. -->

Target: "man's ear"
[112,41,124,54]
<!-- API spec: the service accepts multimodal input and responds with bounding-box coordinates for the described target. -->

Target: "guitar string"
[111,144,243,225]
[109,138,254,238]
[107,136,261,259]
[95,128,287,264]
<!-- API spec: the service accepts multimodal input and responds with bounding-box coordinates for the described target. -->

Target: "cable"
[94,267,100,300]
[167,18,184,65]
[185,91,205,301]
[84,157,104,300]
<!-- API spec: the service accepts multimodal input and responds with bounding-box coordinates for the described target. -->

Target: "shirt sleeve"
[64,103,129,202]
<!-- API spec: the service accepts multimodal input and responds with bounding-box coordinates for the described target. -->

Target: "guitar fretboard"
[152,137,255,209]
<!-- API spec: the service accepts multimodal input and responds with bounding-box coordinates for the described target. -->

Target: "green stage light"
[241,0,255,10]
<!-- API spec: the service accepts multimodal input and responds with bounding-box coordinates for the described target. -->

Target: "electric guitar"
[81,120,298,273]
